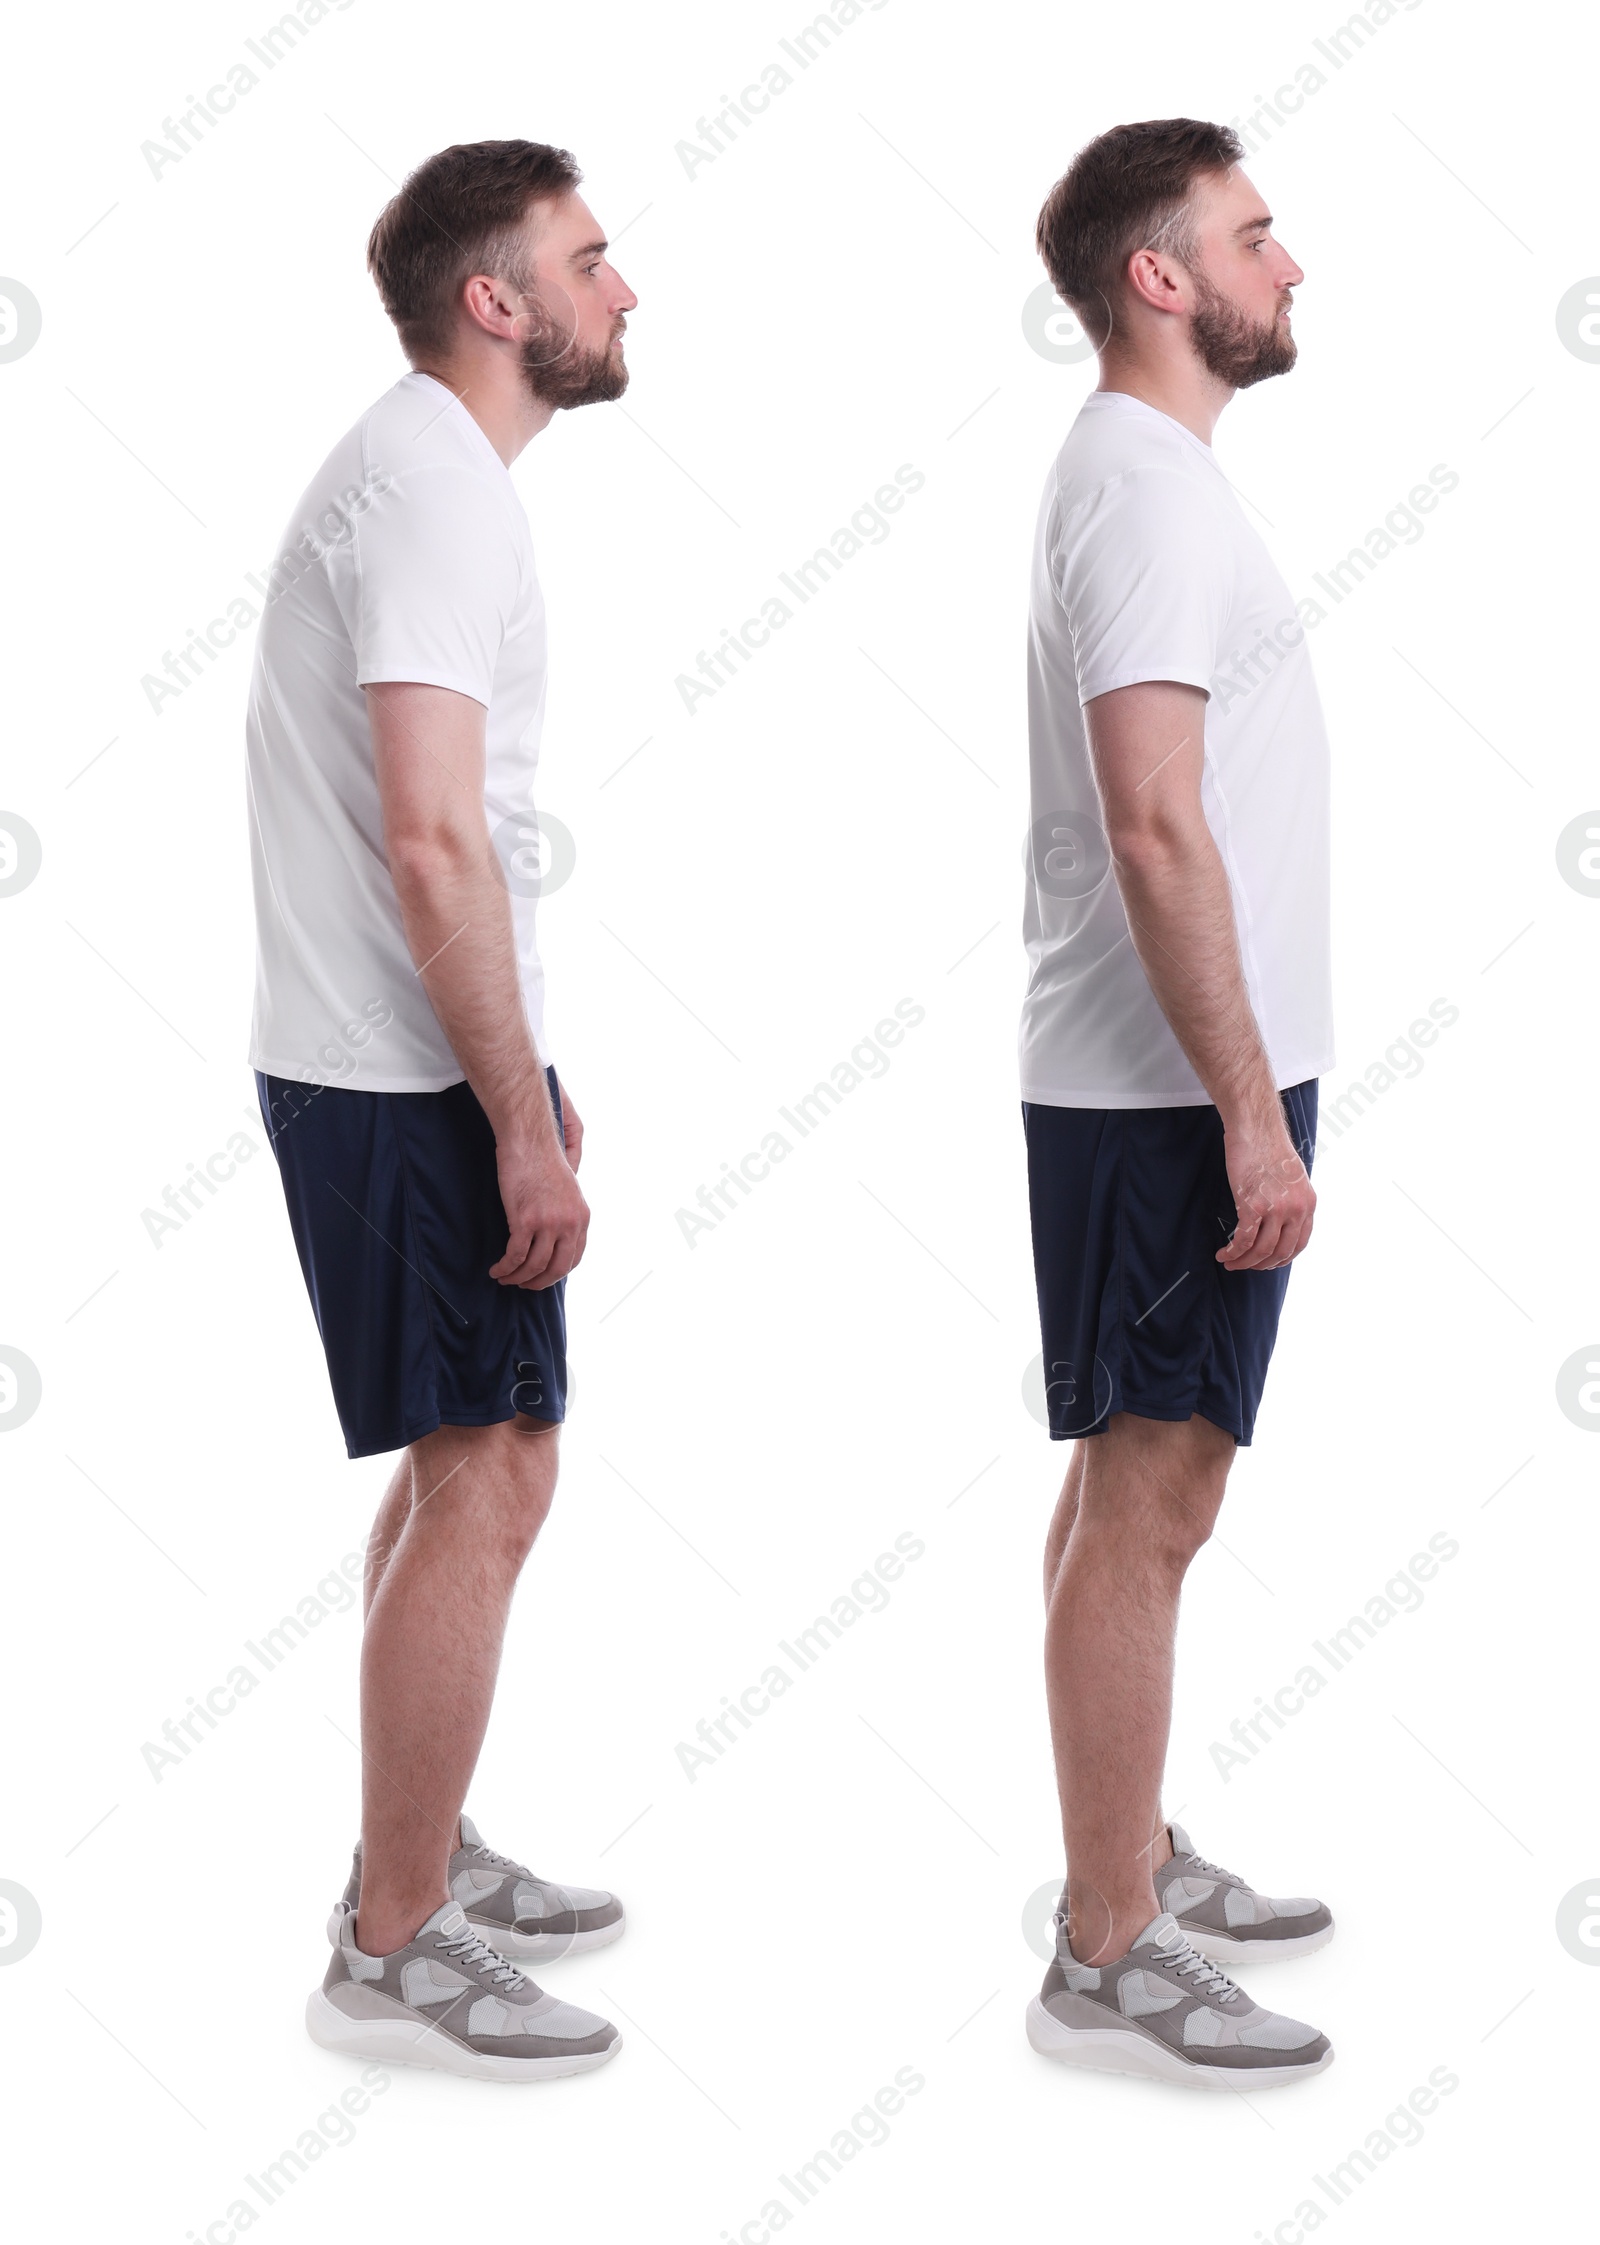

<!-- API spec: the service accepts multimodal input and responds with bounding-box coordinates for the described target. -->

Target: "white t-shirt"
[246,371,551,1091]
[1020,389,1335,1108]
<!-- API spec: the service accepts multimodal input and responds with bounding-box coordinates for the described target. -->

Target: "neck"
[1094,354,1234,447]
[409,356,555,466]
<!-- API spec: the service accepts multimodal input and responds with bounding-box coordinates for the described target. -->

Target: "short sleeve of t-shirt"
[1051,465,1229,708]
[352,462,522,707]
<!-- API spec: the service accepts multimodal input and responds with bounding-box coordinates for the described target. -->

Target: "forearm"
[1112,825,1281,1131]
[391,838,557,1147]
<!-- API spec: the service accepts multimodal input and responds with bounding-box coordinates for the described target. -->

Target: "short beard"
[518,297,628,409]
[1187,270,1296,389]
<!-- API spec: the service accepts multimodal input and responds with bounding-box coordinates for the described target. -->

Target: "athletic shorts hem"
[1051,1398,1249,1447]
[345,1403,567,1462]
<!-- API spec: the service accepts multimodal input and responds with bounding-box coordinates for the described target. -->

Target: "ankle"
[1064,1884,1159,1966]
[1066,1914,1151,1967]
[1148,1821,1174,1872]
[354,1892,448,1957]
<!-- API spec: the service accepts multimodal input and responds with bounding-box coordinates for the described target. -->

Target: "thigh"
[1078,1408,1237,1554]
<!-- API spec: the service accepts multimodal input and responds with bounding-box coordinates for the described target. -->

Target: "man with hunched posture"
[1019,120,1339,2087]
[246,141,637,2081]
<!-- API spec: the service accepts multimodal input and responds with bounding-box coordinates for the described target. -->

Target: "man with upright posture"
[1019,121,1338,2088]
[246,141,637,2082]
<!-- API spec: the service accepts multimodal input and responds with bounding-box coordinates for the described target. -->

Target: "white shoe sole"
[1178,1921,1336,1965]
[1025,1997,1333,2091]
[464,1910,626,1961]
[306,1990,621,2082]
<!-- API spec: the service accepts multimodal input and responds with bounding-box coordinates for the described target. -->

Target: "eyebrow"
[1236,214,1273,236]
[567,238,608,263]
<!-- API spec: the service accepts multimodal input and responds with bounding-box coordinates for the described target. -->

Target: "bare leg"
[1043,1411,1235,1964]
[361,1450,465,1855]
[1043,1442,1175,1878]
[364,1452,414,1619]
[1041,1441,1085,1596]
[354,1416,559,1955]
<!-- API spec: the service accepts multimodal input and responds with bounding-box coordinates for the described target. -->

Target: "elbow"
[1105,815,1191,880]
[387,824,483,899]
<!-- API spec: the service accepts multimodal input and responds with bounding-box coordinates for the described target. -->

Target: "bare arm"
[367,679,588,1289]
[1085,679,1314,1272]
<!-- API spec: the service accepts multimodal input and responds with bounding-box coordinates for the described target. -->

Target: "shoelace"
[433,1923,529,1988]
[1182,1849,1243,1886]
[467,1838,536,1877]
[1154,1932,1245,2004]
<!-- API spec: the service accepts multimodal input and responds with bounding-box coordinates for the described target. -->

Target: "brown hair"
[1035,119,1244,350]
[366,139,583,363]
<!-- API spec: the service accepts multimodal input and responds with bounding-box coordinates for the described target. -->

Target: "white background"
[1,0,1594,2237]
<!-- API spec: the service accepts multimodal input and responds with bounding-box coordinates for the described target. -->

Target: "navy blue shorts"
[1022,1081,1317,1447]
[255,1065,568,1460]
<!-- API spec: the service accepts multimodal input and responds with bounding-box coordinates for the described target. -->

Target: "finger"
[499,1227,557,1287]
[1280,1204,1316,1264]
[523,1230,577,1288]
[489,1217,534,1281]
[527,1215,587,1286]
[1265,1190,1315,1265]
[1222,1204,1284,1271]
[1269,1193,1318,1267]
[1279,1200,1314,1258]
[1244,1206,1291,1269]
[1216,1206,1262,1265]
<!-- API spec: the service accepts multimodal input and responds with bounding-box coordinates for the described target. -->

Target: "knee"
[1043,1498,1078,1591]
[1158,1507,1212,1571]
[1150,1484,1224,1572]
[491,1428,558,1566]
[474,1491,549,1583]
[496,1506,548,1575]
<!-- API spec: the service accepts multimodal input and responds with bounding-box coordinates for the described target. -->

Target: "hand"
[489,1124,590,1289]
[1216,1112,1315,1272]
[558,1077,583,1172]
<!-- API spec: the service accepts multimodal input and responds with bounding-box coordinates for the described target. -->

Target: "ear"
[460,269,529,343]
[1123,246,1190,318]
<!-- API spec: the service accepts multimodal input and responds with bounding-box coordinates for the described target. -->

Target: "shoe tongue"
[457,1814,483,1849]
[1132,1911,1184,1954]
[1167,1821,1194,1857]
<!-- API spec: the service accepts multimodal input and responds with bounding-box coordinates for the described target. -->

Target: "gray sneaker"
[308,1898,620,2081]
[337,1814,625,1961]
[1153,1822,1334,1963]
[1026,1910,1333,2090]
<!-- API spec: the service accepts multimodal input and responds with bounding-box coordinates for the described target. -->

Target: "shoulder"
[1048,398,1208,504]
[357,379,513,516]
